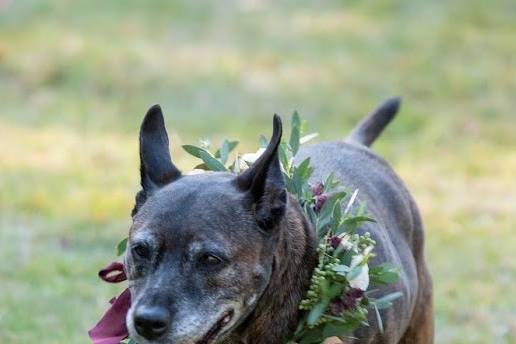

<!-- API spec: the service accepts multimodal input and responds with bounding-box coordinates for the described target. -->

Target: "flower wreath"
[89,113,401,344]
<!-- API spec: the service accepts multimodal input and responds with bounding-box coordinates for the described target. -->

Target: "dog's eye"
[198,254,223,267]
[131,243,150,259]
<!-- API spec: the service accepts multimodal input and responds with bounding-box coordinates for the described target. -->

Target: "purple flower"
[313,193,328,213]
[329,236,342,249]
[328,288,365,315]
[310,182,325,196]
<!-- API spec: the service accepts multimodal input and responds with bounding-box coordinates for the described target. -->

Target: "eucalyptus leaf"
[306,301,327,326]
[332,264,351,273]
[259,135,268,148]
[370,263,400,285]
[322,321,356,338]
[326,283,345,299]
[214,140,238,163]
[219,140,230,164]
[373,303,384,333]
[324,172,339,191]
[340,215,376,233]
[317,191,347,233]
[300,132,319,144]
[279,142,292,175]
[116,237,128,256]
[295,158,313,181]
[291,158,312,197]
[298,326,325,344]
[357,201,367,216]
[290,111,301,155]
[199,150,227,171]
[193,163,208,170]
[182,144,207,159]
[372,292,403,310]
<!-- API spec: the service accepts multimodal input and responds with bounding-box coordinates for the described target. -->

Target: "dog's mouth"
[196,309,234,344]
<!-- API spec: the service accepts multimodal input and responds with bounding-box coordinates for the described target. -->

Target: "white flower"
[337,233,353,251]
[363,245,373,256]
[241,148,266,164]
[186,169,207,175]
[348,254,369,291]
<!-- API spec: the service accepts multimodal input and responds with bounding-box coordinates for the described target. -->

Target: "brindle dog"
[125,98,433,344]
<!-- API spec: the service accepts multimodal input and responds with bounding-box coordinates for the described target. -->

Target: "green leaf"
[322,321,356,338]
[373,303,384,333]
[325,282,345,299]
[323,172,340,192]
[316,191,347,234]
[295,158,313,181]
[183,145,227,171]
[290,111,301,155]
[193,163,208,170]
[374,271,399,285]
[278,142,292,174]
[219,140,230,164]
[356,201,367,216]
[332,264,351,273]
[306,301,327,326]
[259,135,269,148]
[370,263,400,285]
[300,132,319,144]
[214,140,238,163]
[372,291,403,310]
[298,326,324,344]
[320,191,347,219]
[116,237,128,256]
[339,215,376,233]
[199,150,227,171]
[291,158,313,197]
[182,145,207,159]
[304,204,317,226]
[331,202,342,232]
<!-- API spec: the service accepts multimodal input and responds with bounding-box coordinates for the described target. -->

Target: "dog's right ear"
[235,115,286,231]
[133,105,181,216]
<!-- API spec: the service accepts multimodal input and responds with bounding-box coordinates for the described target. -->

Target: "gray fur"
[346,97,401,147]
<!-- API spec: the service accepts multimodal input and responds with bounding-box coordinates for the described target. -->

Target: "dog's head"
[125,105,287,344]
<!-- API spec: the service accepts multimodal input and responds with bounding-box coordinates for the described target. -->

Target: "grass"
[1,0,515,343]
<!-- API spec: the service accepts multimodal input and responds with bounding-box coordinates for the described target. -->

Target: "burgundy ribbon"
[99,262,127,283]
[88,262,131,344]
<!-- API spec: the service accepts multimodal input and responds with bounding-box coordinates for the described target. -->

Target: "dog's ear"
[133,105,181,215]
[235,115,286,230]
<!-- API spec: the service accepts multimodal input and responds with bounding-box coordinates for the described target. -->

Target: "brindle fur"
[125,99,433,344]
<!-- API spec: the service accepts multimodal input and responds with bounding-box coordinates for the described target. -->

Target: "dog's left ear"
[235,115,286,230]
[133,105,182,216]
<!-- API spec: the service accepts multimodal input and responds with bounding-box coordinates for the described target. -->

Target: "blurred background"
[0,0,515,343]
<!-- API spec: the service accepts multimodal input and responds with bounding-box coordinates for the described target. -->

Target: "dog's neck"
[229,195,319,344]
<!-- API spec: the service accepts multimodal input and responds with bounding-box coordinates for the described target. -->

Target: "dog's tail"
[345,97,401,147]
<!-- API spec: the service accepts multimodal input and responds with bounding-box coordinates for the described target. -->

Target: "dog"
[124,98,433,344]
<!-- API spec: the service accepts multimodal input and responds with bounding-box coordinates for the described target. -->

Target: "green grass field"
[1,1,515,343]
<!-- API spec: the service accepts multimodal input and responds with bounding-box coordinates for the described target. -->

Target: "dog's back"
[295,99,434,343]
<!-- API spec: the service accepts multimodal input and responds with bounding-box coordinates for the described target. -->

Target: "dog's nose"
[134,306,170,339]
